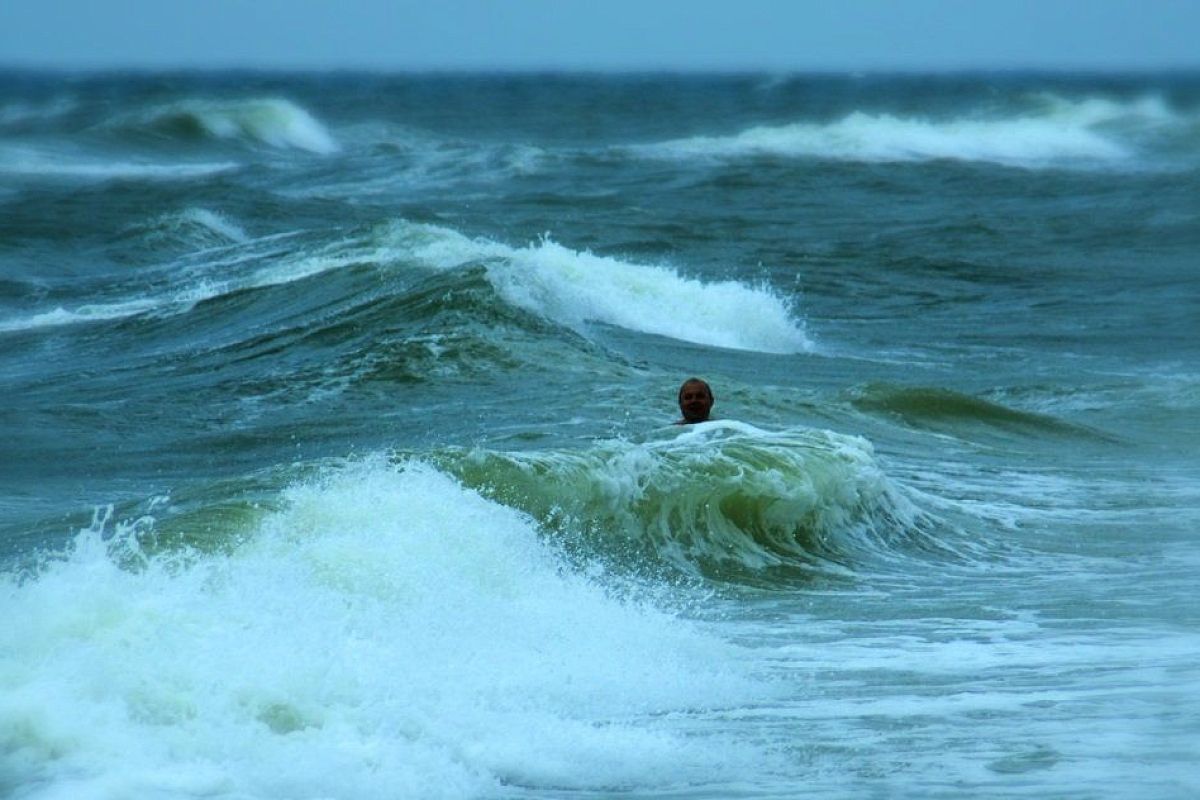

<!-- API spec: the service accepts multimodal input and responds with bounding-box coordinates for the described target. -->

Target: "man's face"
[679,382,713,423]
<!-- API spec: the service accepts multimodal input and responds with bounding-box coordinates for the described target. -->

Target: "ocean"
[1,70,1197,799]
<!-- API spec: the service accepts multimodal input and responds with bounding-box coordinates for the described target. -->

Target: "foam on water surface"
[0,144,238,181]
[0,459,768,799]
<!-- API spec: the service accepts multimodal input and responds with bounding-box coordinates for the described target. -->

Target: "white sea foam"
[0,459,766,799]
[1031,92,1179,128]
[638,94,1189,168]
[387,221,812,353]
[642,112,1127,166]
[0,144,238,181]
[0,299,163,333]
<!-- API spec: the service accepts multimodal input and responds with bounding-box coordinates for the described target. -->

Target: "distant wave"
[0,211,307,335]
[263,120,553,199]
[0,96,78,131]
[108,97,338,154]
[637,93,1191,169]
[848,384,1114,442]
[385,221,811,354]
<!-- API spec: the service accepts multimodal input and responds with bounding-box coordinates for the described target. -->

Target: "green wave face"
[848,384,1112,441]
[419,421,930,584]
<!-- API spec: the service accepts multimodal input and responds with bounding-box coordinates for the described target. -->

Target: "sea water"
[1,71,1198,799]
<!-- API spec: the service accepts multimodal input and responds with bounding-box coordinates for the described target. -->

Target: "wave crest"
[113,97,338,154]
[121,207,249,250]
[427,421,931,581]
[0,218,808,357]
[638,93,1192,168]
[385,221,811,353]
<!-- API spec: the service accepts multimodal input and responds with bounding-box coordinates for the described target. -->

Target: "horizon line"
[4,61,1200,77]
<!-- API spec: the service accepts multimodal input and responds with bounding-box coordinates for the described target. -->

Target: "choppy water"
[1,70,1198,799]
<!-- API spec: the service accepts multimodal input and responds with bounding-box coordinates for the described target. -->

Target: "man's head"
[677,378,714,424]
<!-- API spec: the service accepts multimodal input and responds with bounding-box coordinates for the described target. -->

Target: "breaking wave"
[0,217,808,358]
[637,93,1195,169]
[386,221,811,353]
[426,420,937,581]
[0,459,768,798]
[109,97,339,154]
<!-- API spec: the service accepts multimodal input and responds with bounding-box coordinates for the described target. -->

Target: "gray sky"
[2,0,1197,71]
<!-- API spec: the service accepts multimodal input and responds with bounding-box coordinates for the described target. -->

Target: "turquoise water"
[1,71,1198,798]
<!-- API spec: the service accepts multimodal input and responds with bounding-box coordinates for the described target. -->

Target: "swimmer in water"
[676,377,714,424]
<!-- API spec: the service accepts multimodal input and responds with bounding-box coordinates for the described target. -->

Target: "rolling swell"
[194,266,604,392]
[421,421,939,584]
[848,384,1115,442]
[3,216,809,358]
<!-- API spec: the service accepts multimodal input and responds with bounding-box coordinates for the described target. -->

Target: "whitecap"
[634,93,1196,169]
[119,97,339,154]
[639,111,1128,167]
[384,221,812,354]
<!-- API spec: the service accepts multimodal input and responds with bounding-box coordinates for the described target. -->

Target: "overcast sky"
[2,0,1197,72]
